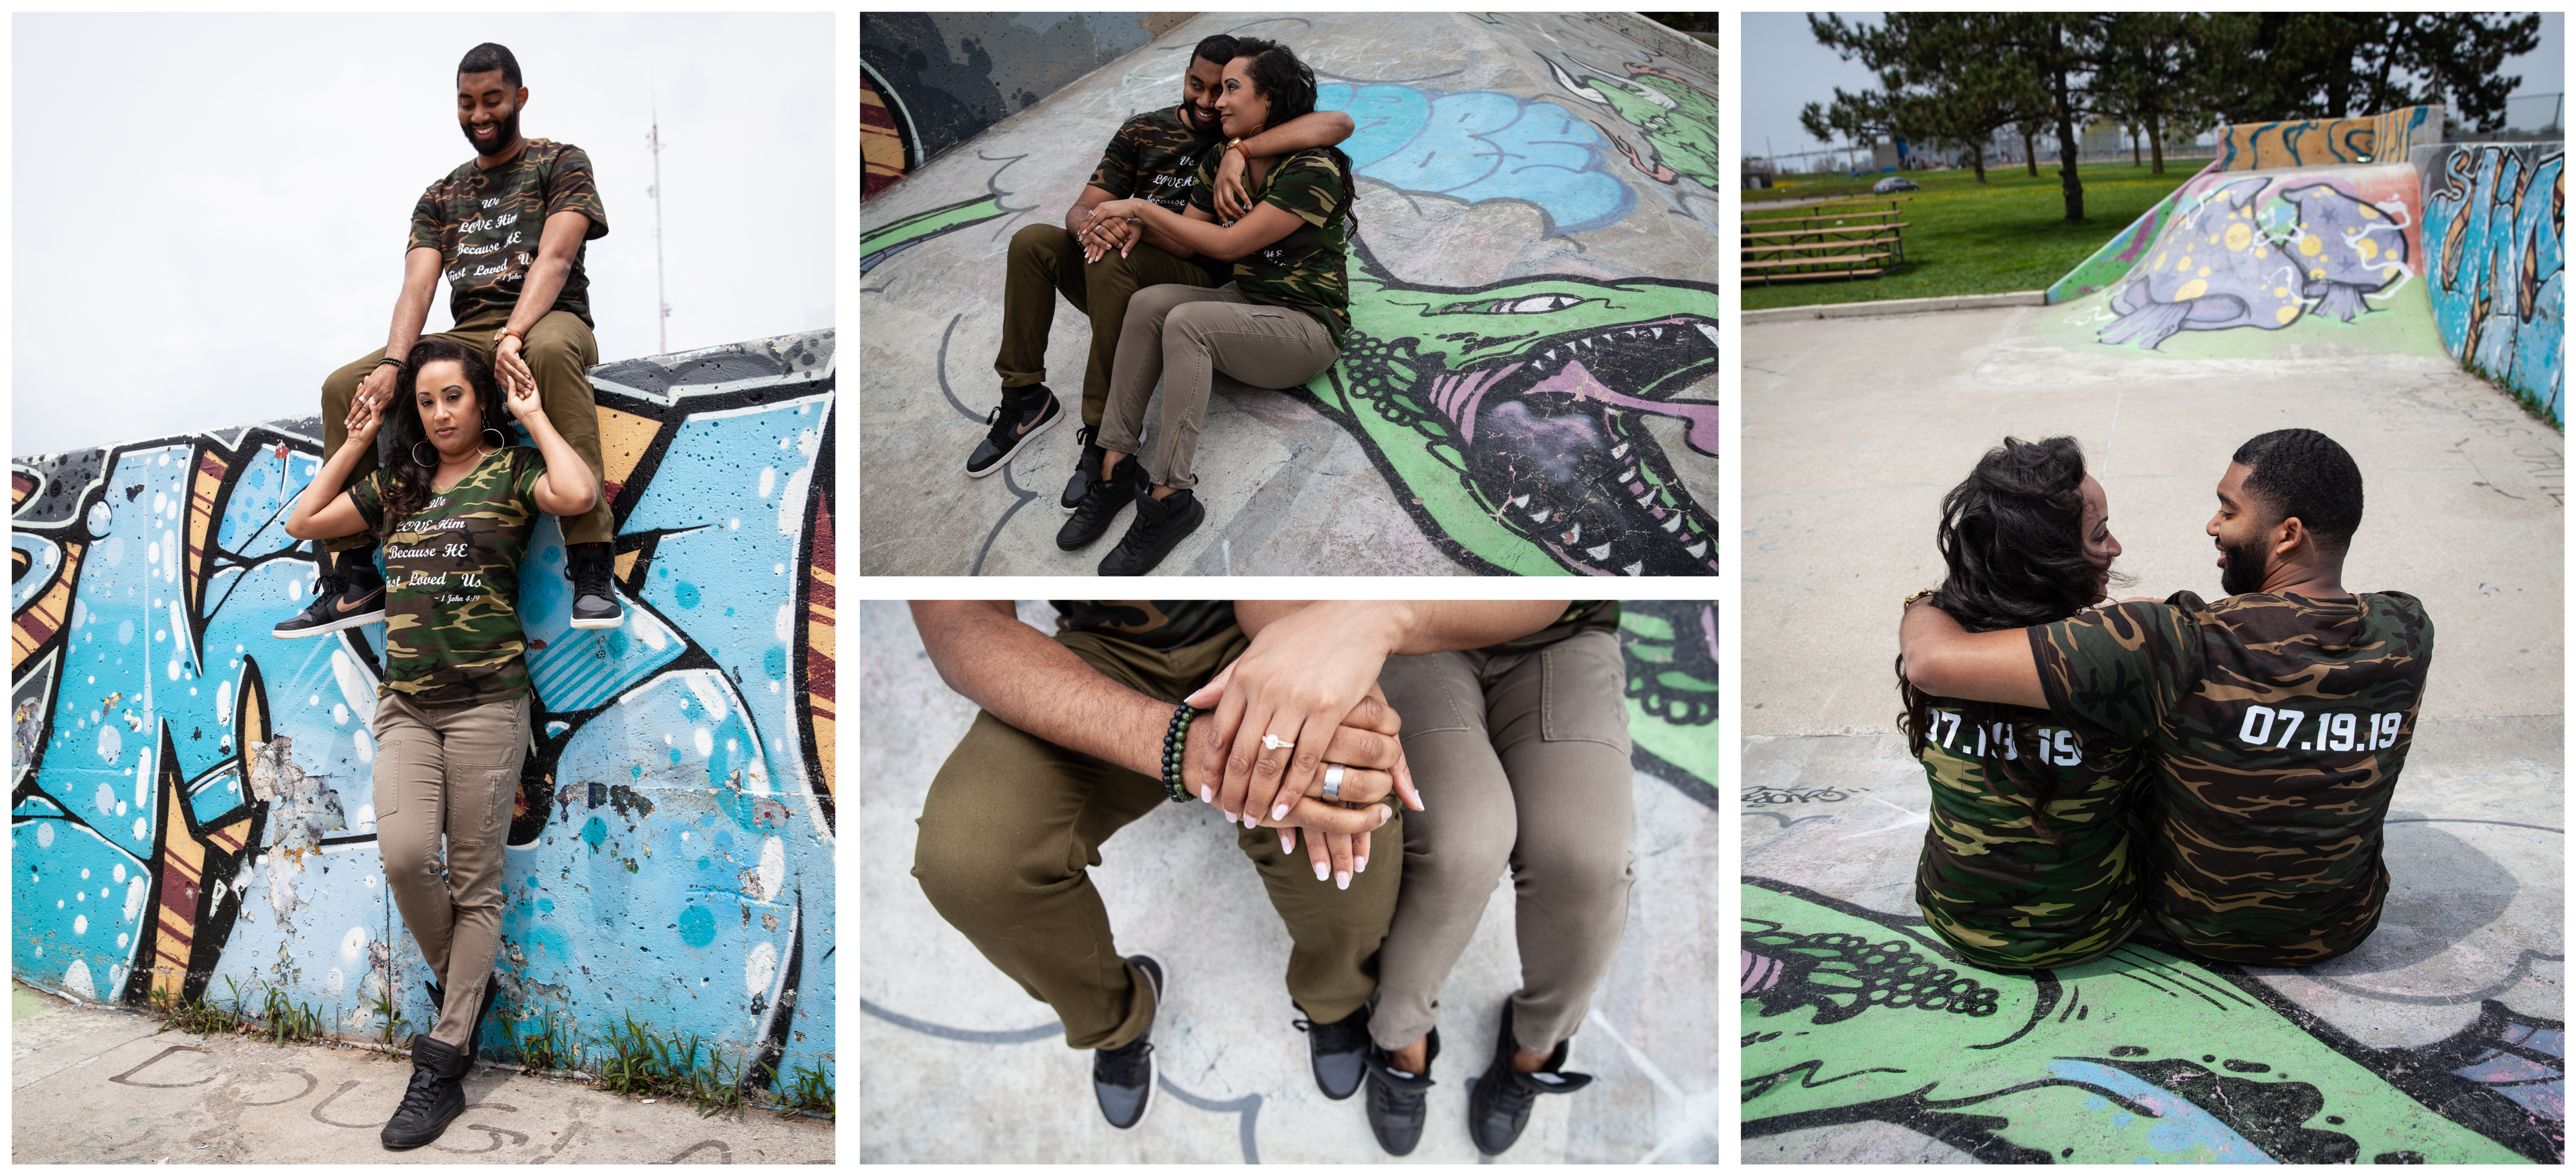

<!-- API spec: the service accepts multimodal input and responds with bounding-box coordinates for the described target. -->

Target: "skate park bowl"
[859,12,1719,576]
[1742,109,2562,1164]
[860,601,1718,1162]
[11,331,837,1098]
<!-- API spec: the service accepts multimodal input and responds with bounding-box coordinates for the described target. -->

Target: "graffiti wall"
[858,12,1155,200]
[2418,142,2565,426]
[857,12,1718,577]
[12,331,837,1094]
[2209,104,2442,173]
[862,68,911,200]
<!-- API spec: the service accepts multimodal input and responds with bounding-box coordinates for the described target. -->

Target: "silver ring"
[1321,764,1346,801]
[1261,733,1294,751]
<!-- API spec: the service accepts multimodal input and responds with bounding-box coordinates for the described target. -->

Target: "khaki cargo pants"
[911,624,1403,1051]
[373,692,531,1051]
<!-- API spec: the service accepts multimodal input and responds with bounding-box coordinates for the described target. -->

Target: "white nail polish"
[1200,785,1213,803]
[1243,812,1258,830]
[1270,803,1289,821]
[1313,862,1329,882]
[1335,871,1350,890]
[1356,857,1368,874]
[1222,811,1236,824]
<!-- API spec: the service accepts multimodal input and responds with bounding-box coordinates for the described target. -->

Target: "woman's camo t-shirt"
[1189,146,1351,347]
[349,447,547,707]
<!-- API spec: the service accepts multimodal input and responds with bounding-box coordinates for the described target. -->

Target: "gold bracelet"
[1903,589,1937,606]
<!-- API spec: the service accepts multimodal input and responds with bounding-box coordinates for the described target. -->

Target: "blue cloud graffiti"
[11,331,836,1096]
[1320,82,1638,235]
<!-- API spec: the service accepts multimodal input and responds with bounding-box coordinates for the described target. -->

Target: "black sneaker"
[272,544,385,639]
[1056,454,1144,551]
[1293,1000,1370,1101]
[1467,1003,1592,1156]
[1098,487,1203,576]
[380,1033,472,1149]
[966,386,1061,477]
[1059,425,1106,511]
[1094,952,1165,1130]
[1363,1028,1439,1155]
[565,543,623,630]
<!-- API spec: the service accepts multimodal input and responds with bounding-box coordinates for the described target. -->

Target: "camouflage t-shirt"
[2032,591,2435,965]
[1188,146,1351,348]
[1913,697,2149,969]
[349,447,548,707]
[409,139,611,328]
[1053,601,1239,651]
[1087,104,1224,218]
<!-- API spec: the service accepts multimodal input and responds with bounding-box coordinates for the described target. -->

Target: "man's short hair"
[2232,429,2364,553]
[459,43,522,89]
[1192,34,1240,68]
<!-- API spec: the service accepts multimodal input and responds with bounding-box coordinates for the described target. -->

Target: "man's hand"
[345,390,387,448]
[348,361,403,431]
[1190,669,1406,891]
[1213,146,1253,221]
[494,334,537,397]
[503,366,545,424]
[1080,209,1139,263]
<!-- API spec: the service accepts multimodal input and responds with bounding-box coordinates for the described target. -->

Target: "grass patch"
[1744,163,2204,309]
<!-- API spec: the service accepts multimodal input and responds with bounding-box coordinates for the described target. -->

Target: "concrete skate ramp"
[1743,251,2564,1157]
[859,12,1719,576]
[859,601,1718,1162]
[11,333,837,1093]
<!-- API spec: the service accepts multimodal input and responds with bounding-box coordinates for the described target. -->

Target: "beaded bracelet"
[1159,702,1209,803]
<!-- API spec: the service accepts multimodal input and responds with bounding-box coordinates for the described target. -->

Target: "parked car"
[1874,176,1922,194]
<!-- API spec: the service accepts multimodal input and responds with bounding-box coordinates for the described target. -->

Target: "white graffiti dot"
[133,817,147,840]
[775,603,793,643]
[146,540,160,569]
[80,868,90,880]
[355,804,375,829]
[326,967,346,995]
[758,467,776,499]
[86,502,112,535]
[334,704,350,726]
[744,941,778,996]
[36,823,53,849]
[309,695,321,707]
[124,876,147,923]
[116,618,134,645]
[94,780,116,814]
[63,960,94,999]
[695,728,714,758]
[119,933,129,948]
[95,724,121,767]
[757,836,785,902]
[73,915,87,935]
[772,563,784,576]
[216,680,233,725]
[354,730,374,764]
[112,863,125,884]
[342,926,367,960]
[728,518,739,531]
[168,658,183,681]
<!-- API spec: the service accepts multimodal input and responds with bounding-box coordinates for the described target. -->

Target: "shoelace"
[392,1061,451,1118]
[569,553,613,599]
[984,400,1041,449]
[1095,1037,1153,1087]
[1293,1009,1369,1057]
[1112,499,1166,558]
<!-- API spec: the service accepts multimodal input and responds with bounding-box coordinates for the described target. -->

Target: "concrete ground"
[859,12,1721,576]
[858,602,1720,1162]
[11,981,834,1164]
[1740,305,2564,1162]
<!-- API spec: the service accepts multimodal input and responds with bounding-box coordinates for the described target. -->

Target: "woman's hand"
[346,391,386,448]
[503,370,546,425]
[1080,199,1149,261]
[350,362,401,431]
[1213,147,1252,221]
[494,334,538,397]
[1183,602,1427,830]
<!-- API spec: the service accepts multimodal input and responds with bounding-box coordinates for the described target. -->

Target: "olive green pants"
[912,624,1403,1051]
[1367,629,1636,1057]
[320,307,609,552]
[993,222,1218,429]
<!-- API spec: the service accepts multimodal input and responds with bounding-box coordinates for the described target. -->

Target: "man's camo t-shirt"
[410,139,610,328]
[1913,696,2149,969]
[1189,146,1352,348]
[1087,104,1224,218]
[350,448,549,707]
[1053,600,1239,652]
[2031,591,2434,965]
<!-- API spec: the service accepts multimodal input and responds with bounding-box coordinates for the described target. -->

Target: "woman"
[1058,37,1355,575]
[283,338,599,1150]
[1898,436,2146,972]
[1338,602,1634,1157]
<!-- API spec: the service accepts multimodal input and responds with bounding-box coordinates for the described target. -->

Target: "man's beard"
[2219,536,2269,595]
[462,107,522,157]
[1181,98,1220,133]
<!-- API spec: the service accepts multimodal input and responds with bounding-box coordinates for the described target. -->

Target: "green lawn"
[1744,163,2206,309]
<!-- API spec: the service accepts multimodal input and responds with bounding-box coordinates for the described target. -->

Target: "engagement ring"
[1262,733,1294,751]
[1321,764,1346,800]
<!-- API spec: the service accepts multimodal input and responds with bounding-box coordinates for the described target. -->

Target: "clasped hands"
[1078,199,1154,263]
[342,335,542,436]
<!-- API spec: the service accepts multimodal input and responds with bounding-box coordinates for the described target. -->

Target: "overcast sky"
[1744,11,2566,165]
[13,13,832,456]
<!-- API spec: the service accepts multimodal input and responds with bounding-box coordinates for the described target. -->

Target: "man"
[1900,429,2433,967]
[965,35,1354,527]
[276,42,622,640]
[907,600,1564,1130]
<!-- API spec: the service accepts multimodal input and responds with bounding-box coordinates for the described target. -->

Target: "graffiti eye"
[1488,294,1588,313]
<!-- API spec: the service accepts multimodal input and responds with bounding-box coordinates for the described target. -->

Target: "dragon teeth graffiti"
[1743,879,2562,1164]
[12,332,836,1092]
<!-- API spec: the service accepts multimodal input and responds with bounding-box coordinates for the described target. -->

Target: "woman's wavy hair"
[375,338,508,537]
[1897,435,2124,840]
[1229,37,1357,239]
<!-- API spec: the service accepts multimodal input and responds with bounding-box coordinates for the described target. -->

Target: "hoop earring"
[413,441,438,469]
[482,427,508,451]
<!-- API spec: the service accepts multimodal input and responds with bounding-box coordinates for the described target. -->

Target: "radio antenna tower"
[647,82,670,353]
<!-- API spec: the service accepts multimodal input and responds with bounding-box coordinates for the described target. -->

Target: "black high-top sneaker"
[1056,453,1146,551]
[565,543,623,629]
[1362,1028,1440,1156]
[1467,1002,1593,1156]
[380,1033,473,1149]
[967,384,1061,477]
[1098,486,1203,576]
[272,543,385,638]
[1059,425,1106,510]
[1094,953,1167,1130]
[1293,1000,1371,1100]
